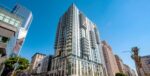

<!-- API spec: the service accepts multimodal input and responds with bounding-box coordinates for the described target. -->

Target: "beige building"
[141,55,150,76]
[102,41,119,76]
[123,64,136,76]
[130,69,137,76]
[36,55,53,76]
[115,55,137,76]
[29,53,46,73]
[115,55,126,73]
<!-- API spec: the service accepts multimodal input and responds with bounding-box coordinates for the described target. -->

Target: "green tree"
[4,57,29,70]
[115,73,127,76]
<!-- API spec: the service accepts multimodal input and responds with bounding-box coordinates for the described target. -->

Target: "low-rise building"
[36,55,53,76]
[123,64,136,76]
[29,53,46,74]
[115,55,137,76]
[141,55,150,76]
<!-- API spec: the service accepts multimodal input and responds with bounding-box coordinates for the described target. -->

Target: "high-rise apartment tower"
[48,4,106,76]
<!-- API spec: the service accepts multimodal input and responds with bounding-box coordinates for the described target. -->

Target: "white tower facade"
[49,4,106,76]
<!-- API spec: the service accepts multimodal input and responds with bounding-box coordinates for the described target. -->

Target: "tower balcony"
[66,30,72,34]
[80,37,90,56]
[66,36,72,40]
[67,33,72,37]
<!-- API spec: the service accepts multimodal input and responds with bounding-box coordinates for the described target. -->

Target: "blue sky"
[1,0,150,70]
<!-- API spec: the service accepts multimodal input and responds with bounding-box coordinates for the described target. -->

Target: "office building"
[0,4,32,76]
[0,5,22,60]
[140,55,150,76]
[12,4,32,30]
[0,5,22,75]
[0,4,32,57]
[102,41,119,76]
[48,4,106,76]
[11,4,33,55]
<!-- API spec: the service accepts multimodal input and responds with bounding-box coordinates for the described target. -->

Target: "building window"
[80,28,86,38]
[0,13,20,27]
[14,21,19,27]
[4,16,10,23]
[0,36,2,42]
[0,36,9,43]
[0,13,4,20]
[9,19,15,25]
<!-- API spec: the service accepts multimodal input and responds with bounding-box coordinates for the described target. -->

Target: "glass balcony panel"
[3,18,9,23]
[0,15,4,20]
